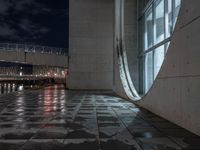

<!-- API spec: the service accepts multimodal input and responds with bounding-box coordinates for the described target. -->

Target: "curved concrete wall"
[123,0,139,91]
[114,0,140,100]
[134,0,200,135]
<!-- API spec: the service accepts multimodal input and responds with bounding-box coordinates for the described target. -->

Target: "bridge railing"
[0,43,68,56]
[0,74,66,80]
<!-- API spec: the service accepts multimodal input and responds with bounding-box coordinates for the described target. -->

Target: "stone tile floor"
[0,85,199,150]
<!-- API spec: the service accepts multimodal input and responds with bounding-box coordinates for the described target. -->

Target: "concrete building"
[67,0,200,147]
[0,0,200,149]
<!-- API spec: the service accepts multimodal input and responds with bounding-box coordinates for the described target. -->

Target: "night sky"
[0,0,69,48]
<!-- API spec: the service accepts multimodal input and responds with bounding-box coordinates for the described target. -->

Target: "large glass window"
[166,0,172,38]
[145,6,153,50]
[174,0,181,27]
[145,51,153,92]
[154,45,165,78]
[155,0,165,44]
[138,0,181,94]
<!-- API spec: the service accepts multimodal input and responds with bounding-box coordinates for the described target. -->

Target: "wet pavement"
[0,85,199,150]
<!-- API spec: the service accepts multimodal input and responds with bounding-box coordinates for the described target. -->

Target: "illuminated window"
[145,51,153,92]
[155,0,164,44]
[154,45,165,78]
[145,6,153,50]
[138,0,181,94]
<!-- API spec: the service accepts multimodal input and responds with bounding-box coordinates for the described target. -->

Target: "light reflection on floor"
[0,85,199,150]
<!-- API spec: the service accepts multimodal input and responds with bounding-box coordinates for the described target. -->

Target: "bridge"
[0,43,68,87]
[0,43,68,68]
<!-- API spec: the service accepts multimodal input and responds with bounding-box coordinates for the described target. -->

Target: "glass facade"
[139,0,181,93]
[155,0,165,44]
[145,7,153,50]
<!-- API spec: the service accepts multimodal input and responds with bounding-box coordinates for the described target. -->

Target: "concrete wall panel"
[26,53,68,67]
[0,51,24,62]
[69,0,114,90]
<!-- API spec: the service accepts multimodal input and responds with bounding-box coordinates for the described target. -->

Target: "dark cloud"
[0,0,67,45]
[18,18,49,36]
[0,0,51,39]
[0,0,11,15]
[0,24,17,37]
[0,0,68,48]
[14,0,36,11]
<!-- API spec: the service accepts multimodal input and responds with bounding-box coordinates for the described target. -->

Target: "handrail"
[0,74,65,80]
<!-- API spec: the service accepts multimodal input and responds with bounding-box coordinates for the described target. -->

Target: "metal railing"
[0,43,68,56]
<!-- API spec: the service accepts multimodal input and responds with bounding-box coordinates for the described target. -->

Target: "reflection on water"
[44,86,53,116]
[18,85,24,91]
[0,83,33,95]
[15,96,25,123]
[43,85,66,117]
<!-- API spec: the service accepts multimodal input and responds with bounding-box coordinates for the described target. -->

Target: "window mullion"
[172,0,175,30]
[164,0,168,54]
[152,1,156,81]
[153,1,156,46]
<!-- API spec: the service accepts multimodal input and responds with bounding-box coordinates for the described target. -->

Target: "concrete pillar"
[69,0,114,90]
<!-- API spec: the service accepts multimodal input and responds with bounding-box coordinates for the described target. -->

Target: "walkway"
[0,85,199,150]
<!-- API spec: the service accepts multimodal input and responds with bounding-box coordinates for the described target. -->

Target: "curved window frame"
[138,0,181,94]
